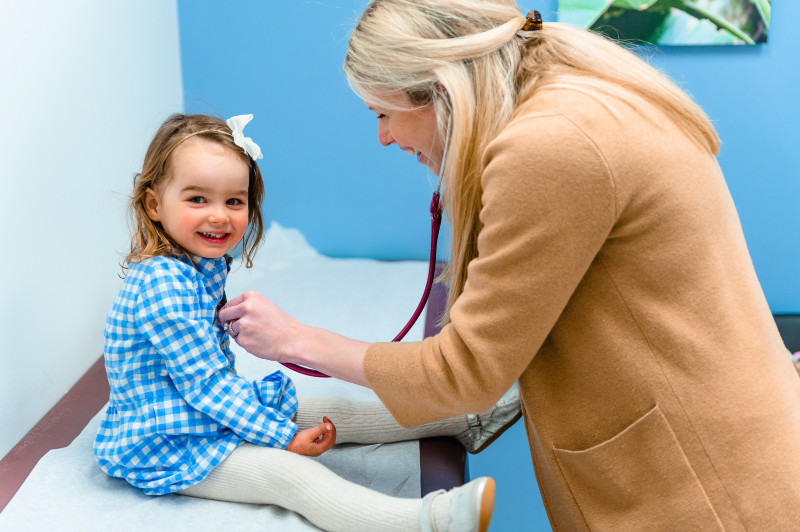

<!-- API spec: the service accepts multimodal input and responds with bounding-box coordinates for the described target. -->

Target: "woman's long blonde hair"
[345,0,719,323]
[126,114,265,270]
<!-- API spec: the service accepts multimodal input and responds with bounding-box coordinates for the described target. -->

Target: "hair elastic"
[521,10,543,31]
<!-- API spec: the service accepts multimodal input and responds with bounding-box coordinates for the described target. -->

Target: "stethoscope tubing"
[281,190,443,378]
[283,112,452,378]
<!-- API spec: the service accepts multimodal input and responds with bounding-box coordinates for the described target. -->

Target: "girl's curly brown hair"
[126,114,265,270]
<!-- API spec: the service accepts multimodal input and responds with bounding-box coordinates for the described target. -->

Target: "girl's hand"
[285,417,337,457]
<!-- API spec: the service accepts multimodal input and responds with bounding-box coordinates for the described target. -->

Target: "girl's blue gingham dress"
[94,255,298,495]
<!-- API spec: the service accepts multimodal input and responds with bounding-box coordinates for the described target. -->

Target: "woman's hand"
[219,290,372,387]
[219,291,300,363]
[285,417,336,457]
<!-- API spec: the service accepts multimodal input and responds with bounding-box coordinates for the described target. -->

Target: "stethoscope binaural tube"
[284,113,452,378]
[281,189,443,378]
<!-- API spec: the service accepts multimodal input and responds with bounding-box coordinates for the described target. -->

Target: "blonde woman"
[221,1,800,529]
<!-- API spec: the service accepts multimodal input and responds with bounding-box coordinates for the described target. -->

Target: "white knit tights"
[179,443,427,531]
[178,398,469,531]
[293,396,469,443]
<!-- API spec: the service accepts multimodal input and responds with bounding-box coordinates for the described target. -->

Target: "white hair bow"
[226,114,263,160]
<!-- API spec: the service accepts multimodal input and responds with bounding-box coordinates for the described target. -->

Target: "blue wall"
[179,0,435,260]
[179,0,798,310]
[179,2,798,530]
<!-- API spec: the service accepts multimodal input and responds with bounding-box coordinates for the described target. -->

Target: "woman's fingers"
[218,291,253,323]
[222,291,247,308]
[219,291,276,330]
[216,290,309,365]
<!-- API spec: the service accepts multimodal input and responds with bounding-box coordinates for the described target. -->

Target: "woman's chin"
[417,153,440,175]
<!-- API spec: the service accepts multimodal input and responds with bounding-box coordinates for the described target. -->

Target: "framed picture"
[558,0,770,45]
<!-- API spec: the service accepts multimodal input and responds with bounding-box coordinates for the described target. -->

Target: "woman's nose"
[378,122,393,147]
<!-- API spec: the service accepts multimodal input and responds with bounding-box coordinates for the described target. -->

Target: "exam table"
[0,224,465,529]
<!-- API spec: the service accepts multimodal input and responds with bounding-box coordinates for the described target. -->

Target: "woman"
[220,1,800,529]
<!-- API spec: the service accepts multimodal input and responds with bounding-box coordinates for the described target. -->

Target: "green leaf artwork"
[558,0,770,45]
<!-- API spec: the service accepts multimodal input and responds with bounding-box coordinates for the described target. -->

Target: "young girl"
[94,113,517,532]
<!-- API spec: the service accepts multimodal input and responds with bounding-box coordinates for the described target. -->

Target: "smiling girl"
[93,113,499,532]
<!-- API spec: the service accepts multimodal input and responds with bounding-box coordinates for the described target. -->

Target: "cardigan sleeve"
[364,112,617,426]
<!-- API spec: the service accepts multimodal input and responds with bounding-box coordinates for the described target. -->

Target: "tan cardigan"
[365,87,800,530]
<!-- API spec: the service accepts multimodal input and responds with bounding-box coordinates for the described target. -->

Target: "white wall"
[0,1,184,457]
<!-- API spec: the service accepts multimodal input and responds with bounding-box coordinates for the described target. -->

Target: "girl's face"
[145,139,250,259]
[364,93,444,175]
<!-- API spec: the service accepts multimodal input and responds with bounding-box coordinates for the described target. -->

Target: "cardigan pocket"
[553,405,723,531]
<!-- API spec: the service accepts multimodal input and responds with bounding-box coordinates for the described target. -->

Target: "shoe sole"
[479,477,496,532]
[469,411,522,455]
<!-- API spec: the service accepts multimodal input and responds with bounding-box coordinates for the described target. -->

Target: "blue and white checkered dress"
[94,254,298,495]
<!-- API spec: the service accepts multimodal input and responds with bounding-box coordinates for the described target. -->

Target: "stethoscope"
[283,115,452,378]
[282,187,442,378]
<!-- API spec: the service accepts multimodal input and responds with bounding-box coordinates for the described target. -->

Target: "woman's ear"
[144,188,161,222]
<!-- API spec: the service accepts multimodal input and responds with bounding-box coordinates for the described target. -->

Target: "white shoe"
[456,383,521,454]
[420,477,496,532]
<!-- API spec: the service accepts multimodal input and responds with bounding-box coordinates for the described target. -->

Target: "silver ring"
[224,320,239,338]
